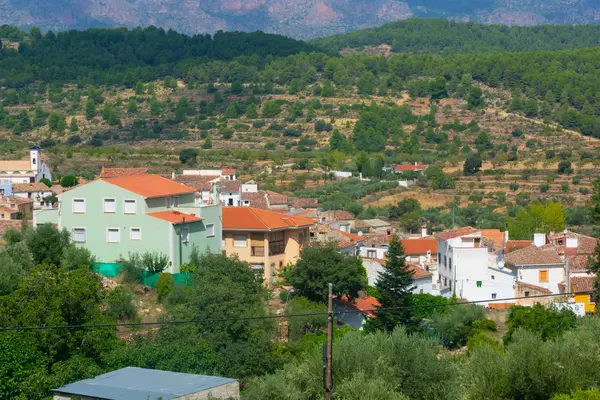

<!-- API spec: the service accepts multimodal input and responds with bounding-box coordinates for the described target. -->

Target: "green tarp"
[92,262,191,287]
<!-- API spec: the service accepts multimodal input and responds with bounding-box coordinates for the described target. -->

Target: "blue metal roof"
[52,367,237,400]
[29,145,41,150]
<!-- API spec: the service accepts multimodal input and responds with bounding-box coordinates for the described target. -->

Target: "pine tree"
[366,235,415,332]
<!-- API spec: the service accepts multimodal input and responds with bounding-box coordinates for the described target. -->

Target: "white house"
[12,182,54,209]
[362,259,433,294]
[504,239,565,295]
[0,146,52,185]
[435,227,497,304]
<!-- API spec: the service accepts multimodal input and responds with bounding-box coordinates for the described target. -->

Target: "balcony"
[251,246,265,257]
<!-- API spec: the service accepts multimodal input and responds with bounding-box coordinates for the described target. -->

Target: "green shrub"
[117,253,144,284]
[60,175,79,188]
[156,272,174,303]
[580,187,590,195]
[540,184,549,193]
[286,297,327,341]
[104,286,136,320]
[430,305,486,348]
[142,252,169,274]
[509,182,519,191]
[279,289,289,303]
[467,332,501,354]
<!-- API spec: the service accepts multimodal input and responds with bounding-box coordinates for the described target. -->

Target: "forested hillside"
[311,19,600,54]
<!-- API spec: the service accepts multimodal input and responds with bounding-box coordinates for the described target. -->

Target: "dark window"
[449,258,452,271]
[524,291,530,297]
[491,293,497,299]
[269,231,285,255]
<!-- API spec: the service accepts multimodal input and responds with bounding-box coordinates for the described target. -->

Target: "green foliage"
[592,179,600,224]
[558,160,573,174]
[39,177,52,187]
[504,304,577,342]
[285,297,327,341]
[104,286,136,320]
[366,236,415,332]
[262,101,282,118]
[179,148,198,164]
[463,153,482,175]
[156,272,174,303]
[430,305,487,348]
[426,165,455,189]
[60,175,79,187]
[285,242,366,303]
[553,389,600,400]
[505,201,566,240]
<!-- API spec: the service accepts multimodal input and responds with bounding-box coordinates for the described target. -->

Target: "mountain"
[2,0,600,39]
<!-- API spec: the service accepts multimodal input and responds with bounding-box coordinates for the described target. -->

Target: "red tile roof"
[219,180,241,193]
[12,183,51,193]
[401,237,437,256]
[395,164,427,172]
[241,191,269,209]
[289,198,318,209]
[407,262,434,279]
[100,167,149,178]
[506,240,534,252]
[222,207,315,231]
[147,210,203,224]
[516,280,552,294]
[570,276,596,293]
[434,227,479,240]
[173,175,219,190]
[0,220,21,235]
[221,168,236,175]
[505,245,564,266]
[339,295,381,318]
[103,174,197,198]
[481,229,505,249]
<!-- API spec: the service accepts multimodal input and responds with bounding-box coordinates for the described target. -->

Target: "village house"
[52,367,239,400]
[362,258,434,294]
[334,295,380,330]
[0,146,52,191]
[312,223,363,255]
[393,163,427,174]
[402,237,438,266]
[0,195,33,219]
[12,182,53,209]
[221,207,314,284]
[355,218,392,234]
[34,174,222,273]
[292,209,355,233]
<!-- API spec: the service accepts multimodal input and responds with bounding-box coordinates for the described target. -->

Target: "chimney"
[504,230,509,243]
[566,238,578,249]
[533,233,546,247]
[171,172,175,179]
[421,224,427,238]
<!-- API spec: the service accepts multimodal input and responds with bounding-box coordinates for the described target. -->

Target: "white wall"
[183,169,221,176]
[241,184,257,193]
[360,245,388,260]
[363,259,384,286]
[413,277,432,295]
[220,192,240,207]
[514,265,564,294]
[38,162,52,181]
[487,266,516,305]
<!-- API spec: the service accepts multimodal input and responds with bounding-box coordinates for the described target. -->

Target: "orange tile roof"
[481,229,505,249]
[505,245,564,266]
[339,295,381,318]
[147,210,203,224]
[401,237,437,256]
[408,262,434,279]
[221,168,236,175]
[395,164,427,172]
[506,240,533,252]
[103,174,196,198]
[100,167,149,178]
[222,207,315,231]
[434,227,479,240]
[570,276,596,293]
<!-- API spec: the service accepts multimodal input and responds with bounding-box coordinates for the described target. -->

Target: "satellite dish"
[498,261,505,269]
[357,231,364,237]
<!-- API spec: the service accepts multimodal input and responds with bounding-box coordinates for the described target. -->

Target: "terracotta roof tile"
[0,160,31,171]
[221,168,236,175]
[362,232,391,247]
[338,295,380,318]
[505,245,564,266]
[173,175,219,190]
[434,227,479,240]
[264,190,288,205]
[0,220,21,235]
[222,207,314,230]
[570,276,596,292]
[516,280,552,294]
[100,168,149,178]
[241,191,269,209]
[147,210,203,224]
[218,180,241,193]
[481,229,505,249]
[506,240,534,252]
[289,197,318,209]
[395,164,427,172]
[401,237,437,256]
[12,183,51,193]
[103,174,196,198]
[407,262,434,279]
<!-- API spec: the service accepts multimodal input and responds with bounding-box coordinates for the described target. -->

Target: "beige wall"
[174,381,240,399]
[223,228,308,284]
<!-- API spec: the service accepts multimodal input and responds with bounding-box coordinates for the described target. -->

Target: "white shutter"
[130,228,141,240]
[124,200,137,214]
[72,228,86,243]
[73,199,85,213]
[206,224,215,237]
[234,235,247,247]
[107,228,120,243]
[104,199,116,213]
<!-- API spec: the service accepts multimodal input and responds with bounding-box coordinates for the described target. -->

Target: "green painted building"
[34,174,221,273]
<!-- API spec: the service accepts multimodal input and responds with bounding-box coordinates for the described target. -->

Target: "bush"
[285,297,328,341]
[540,183,549,193]
[118,253,144,284]
[279,289,289,303]
[467,332,501,354]
[545,149,556,159]
[509,182,519,191]
[141,252,169,274]
[179,148,198,164]
[561,183,569,192]
[60,175,79,188]
[156,272,174,303]
[430,305,486,348]
[104,286,136,320]
[67,135,82,145]
[504,304,577,342]
[579,187,590,195]
[39,177,52,187]
[511,129,524,137]
[40,138,56,148]
[558,160,573,174]
[572,176,582,185]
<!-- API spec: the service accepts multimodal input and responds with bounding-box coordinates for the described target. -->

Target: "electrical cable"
[0,290,595,332]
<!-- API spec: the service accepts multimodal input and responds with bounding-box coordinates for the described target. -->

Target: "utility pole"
[325,283,333,400]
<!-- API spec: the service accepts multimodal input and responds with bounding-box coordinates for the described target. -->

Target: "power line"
[0,290,595,333]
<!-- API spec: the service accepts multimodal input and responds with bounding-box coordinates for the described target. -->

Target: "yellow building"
[571,276,596,313]
[222,207,314,285]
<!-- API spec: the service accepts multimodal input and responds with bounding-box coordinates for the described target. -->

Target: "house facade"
[12,183,53,209]
[504,243,565,295]
[222,207,314,284]
[0,146,52,185]
[34,175,221,273]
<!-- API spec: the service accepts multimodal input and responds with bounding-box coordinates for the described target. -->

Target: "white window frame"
[72,198,86,214]
[206,223,215,237]
[106,227,121,243]
[72,227,86,243]
[234,234,247,248]
[123,199,137,215]
[130,227,142,241]
[103,198,117,214]
[181,227,190,243]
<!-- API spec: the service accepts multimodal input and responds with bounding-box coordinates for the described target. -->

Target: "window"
[107,228,120,243]
[72,228,86,243]
[251,234,264,256]
[32,158,36,165]
[449,258,452,271]
[524,291,530,297]
[124,199,137,214]
[367,250,377,258]
[234,235,247,247]
[130,228,141,240]
[165,197,171,208]
[73,198,85,214]
[476,281,482,288]
[444,255,447,267]
[491,275,495,280]
[172,197,179,207]
[437,252,441,262]
[491,293,497,299]
[206,223,215,237]
[103,198,116,213]
[181,228,189,243]
[269,231,285,255]
[539,270,548,282]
